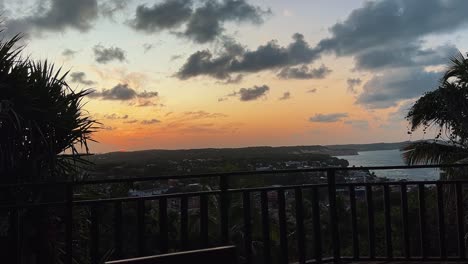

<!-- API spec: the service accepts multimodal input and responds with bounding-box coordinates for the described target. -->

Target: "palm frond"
[402,141,468,165]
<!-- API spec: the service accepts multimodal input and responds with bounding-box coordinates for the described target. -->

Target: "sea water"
[336,149,439,180]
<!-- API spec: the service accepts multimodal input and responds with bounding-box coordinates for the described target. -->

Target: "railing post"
[10,206,20,264]
[456,183,465,260]
[65,182,73,264]
[327,168,340,263]
[219,175,229,245]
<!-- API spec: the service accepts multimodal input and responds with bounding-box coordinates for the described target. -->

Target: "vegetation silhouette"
[404,51,468,174]
[0,33,98,263]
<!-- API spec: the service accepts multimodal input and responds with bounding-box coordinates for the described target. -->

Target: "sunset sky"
[3,0,468,153]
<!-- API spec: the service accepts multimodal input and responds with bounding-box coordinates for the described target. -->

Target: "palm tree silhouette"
[404,51,468,178]
[0,34,98,263]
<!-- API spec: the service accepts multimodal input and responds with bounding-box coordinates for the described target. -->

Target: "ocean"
[336,149,440,181]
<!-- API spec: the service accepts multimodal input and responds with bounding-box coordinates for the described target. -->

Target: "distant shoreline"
[94,141,411,156]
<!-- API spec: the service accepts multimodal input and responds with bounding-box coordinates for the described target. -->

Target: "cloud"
[138,91,160,99]
[353,43,458,71]
[225,85,269,101]
[170,54,183,61]
[317,0,468,70]
[183,111,227,119]
[104,114,129,120]
[301,0,468,109]
[62,49,77,58]
[355,68,440,109]
[177,33,320,80]
[130,0,269,43]
[347,78,362,93]
[130,0,193,32]
[220,74,244,84]
[309,113,348,123]
[141,119,161,125]
[318,0,468,56]
[93,45,126,64]
[70,72,96,86]
[135,101,159,107]
[124,119,138,124]
[344,120,369,129]
[181,0,269,43]
[88,83,158,101]
[277,64,331,79]
[279,91,291,100]
[100,0,127,19]
[143,43,153,53]
[4,0,99,37]
[388,101,414,123]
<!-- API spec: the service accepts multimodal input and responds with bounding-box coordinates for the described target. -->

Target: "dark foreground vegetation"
[2,22,468,264]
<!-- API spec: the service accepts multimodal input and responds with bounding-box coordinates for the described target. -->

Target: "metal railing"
[1,164,468,264]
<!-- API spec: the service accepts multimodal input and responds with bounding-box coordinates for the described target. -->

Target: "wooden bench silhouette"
[105,246,238,264]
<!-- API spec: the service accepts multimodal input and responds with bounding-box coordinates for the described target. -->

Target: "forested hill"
[90,141,413,163]
[90,145,357,164]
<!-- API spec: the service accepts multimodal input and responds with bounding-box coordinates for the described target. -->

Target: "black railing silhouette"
[2,164,468,264]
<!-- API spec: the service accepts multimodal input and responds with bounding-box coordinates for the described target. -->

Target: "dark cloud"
[93,45,126,64]
[130,0,269,43]
[88,83,158,101]
[219,74,243,84]
[70,72,96,86]
[347,78,362,94]
[143,43,153,53]
[135,101,159,107]
[354,43,458,71]
[182,0,269,43]
[131,0,193,32]
[62,49,77,58]
[138,91,160,99]
[304,0,468,109]
[141,119,161,125]
[4,0,99,37]
[279,91,291,100]
[277,64,331,79]
[355,68,440,109]
[177,33,320,80]
[170,54,183,61]
[309,113,348,123]
[237,85,269,101]
[223,85,269,101]
[318,0,468,56]
[100,0,127,19]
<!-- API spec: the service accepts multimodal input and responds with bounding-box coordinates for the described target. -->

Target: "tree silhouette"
[404,51,468,176]
[0,34,98,263]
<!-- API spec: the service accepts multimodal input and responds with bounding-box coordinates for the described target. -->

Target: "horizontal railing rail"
[1,164,468,264]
